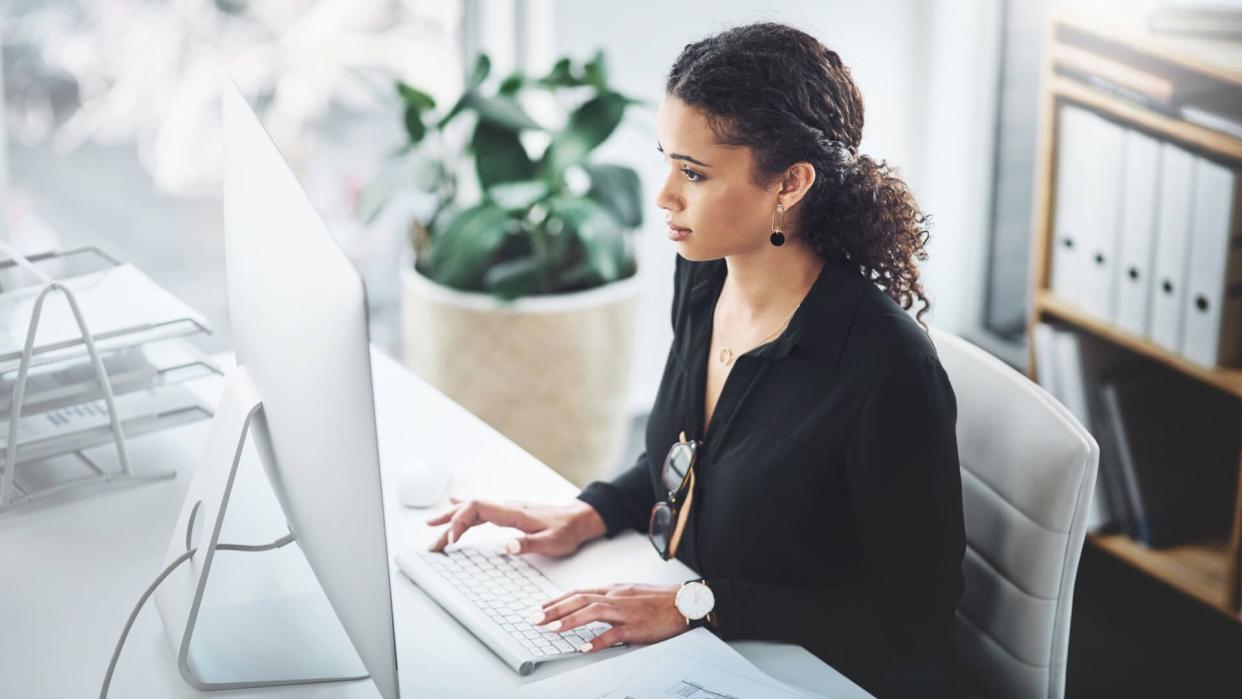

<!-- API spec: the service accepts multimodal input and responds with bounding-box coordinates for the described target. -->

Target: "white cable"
[99,533,296,699]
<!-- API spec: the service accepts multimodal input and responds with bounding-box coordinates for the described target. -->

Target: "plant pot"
[398,249,641,488]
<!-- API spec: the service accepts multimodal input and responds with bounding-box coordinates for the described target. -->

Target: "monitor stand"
[152,366,370,691]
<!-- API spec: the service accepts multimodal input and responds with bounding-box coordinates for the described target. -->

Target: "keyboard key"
[405,545,631,670]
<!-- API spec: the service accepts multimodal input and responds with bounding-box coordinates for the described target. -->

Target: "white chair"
[929,328,1099,699]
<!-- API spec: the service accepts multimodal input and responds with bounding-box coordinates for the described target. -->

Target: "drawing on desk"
[661,679,740,698]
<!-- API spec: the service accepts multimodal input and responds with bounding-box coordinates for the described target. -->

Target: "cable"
[99,533,296,699]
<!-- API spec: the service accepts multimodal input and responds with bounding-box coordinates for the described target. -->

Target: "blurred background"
[3,0,1242,695]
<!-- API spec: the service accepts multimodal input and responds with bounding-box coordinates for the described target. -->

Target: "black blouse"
[577,253,965,696]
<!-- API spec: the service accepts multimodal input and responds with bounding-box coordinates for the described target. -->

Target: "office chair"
[929,328,1099,699]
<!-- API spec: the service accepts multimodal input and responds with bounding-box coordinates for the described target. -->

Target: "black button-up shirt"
[578,253,965,696]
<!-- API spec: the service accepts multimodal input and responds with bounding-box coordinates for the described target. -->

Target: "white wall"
[910,0,1004,335]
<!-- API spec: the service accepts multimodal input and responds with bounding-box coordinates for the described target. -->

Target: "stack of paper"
[0,263,208,372]
[515,629,829,699]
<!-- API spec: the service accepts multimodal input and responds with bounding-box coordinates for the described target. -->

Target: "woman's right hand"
[425,497,607,557]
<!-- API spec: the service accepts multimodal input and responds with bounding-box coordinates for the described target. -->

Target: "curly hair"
[665,22,933,330]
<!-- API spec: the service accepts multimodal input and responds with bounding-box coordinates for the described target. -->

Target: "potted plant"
[379,52,645,487]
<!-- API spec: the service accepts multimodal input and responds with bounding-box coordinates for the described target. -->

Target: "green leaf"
[549,197,626,282]
[541,91,628,175]
[396,81,436,111]
[403,105,426,144]
[488,179,551,210]
[436,54,496,129]
[428,201,511,288]
[468,53,491,90]
[583,164,642,228]
[582,51,608,89]
[437,92,469,129]
[483,255,544,299]
[470,121,535,189]
[537,58,577,88]
[498,72,525,96]
[557,259,603,289]
[465,93,544,132]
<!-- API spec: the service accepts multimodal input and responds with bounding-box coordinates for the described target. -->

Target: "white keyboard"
[396,546,615,675]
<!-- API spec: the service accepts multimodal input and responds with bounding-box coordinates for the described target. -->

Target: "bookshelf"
[1027,10,1242,618]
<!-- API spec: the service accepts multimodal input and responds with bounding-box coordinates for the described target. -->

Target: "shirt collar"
[685,256,865,369]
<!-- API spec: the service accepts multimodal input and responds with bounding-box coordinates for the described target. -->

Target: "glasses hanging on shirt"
[649,431,702,561]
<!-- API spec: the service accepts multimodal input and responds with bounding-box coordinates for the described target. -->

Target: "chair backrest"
[929,328,1098,699]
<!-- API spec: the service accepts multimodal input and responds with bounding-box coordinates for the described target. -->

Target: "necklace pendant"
[718,347,733,365]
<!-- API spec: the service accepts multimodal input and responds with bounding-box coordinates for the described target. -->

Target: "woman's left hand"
[531,582,688,653]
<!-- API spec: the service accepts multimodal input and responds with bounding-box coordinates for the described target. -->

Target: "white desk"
[0,349,870,698]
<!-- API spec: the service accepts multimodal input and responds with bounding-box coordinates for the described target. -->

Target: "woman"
[427,21,965,698]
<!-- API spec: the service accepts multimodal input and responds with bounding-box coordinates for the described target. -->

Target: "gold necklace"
[714,301,801,365]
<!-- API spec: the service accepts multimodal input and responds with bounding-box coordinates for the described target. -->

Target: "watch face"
[676,582,715,619]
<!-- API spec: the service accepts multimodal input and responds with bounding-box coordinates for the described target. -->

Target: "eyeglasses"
[649,431,701,561]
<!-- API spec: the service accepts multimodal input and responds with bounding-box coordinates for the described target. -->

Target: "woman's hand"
[530,583,688,653]
[425,497,606,556]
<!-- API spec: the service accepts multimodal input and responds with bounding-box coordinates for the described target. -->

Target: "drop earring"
[770,203,786,247]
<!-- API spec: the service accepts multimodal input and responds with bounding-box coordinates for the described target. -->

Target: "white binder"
[1181,157,1242,368]
[1148,142,1197,353]
[1078,112,1127,322]
[1051,326,1113,532]
[1114,129,1162,336]
[1050,106,1092,304]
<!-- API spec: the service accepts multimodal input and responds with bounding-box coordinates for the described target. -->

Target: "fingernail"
[539,621,561,632]
[505,539,520,555]
[528,611,544,624]
[578,642,592,653]
[447,530,456,544]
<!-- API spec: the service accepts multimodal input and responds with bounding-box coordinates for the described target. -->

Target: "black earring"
[770,203,786,247]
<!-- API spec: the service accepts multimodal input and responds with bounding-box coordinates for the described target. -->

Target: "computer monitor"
[152,79,399,698]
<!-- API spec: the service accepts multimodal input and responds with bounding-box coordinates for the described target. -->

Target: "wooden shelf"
[1034,6,1242,622]
[1090,533,1235,615]
[1051,76,1242,162]
[1054,10,1242,89]
[1035,290,1242,399]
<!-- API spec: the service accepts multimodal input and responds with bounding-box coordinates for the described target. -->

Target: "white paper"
[0,263,207,365]
[605,652,816,699]
[515,629,824,699]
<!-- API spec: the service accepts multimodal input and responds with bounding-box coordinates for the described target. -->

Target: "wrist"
[675,579,717,629]
[568,500,607,543]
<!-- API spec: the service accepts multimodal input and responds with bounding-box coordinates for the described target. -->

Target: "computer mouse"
[397,457,452,509]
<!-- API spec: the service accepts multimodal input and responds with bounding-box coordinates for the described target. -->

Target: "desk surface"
[0,349,870,698]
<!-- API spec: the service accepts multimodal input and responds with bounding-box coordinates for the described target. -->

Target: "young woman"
[427,22,965,697]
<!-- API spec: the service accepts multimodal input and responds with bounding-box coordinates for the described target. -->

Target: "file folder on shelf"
[1051,105,1094,305]
[1051,105,1126,321]
[1148,142,1197,354]
[1115,129,1162,337]
[1079,111,1126,322]
[1181,157,1242,368]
